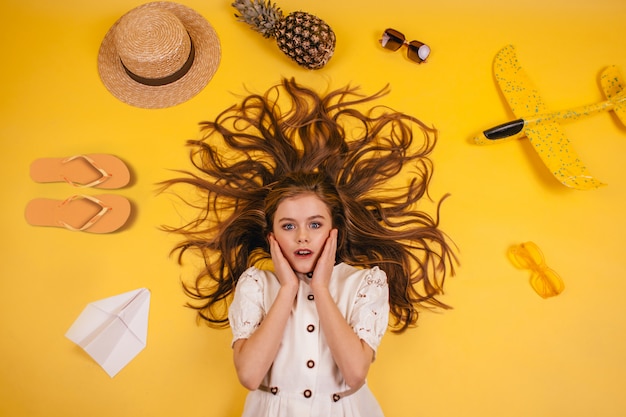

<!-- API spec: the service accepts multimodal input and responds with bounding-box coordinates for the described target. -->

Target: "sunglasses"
[507,241,564,299]
[380,28,430,64]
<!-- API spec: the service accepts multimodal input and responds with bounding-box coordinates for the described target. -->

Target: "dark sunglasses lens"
[381,29,404,51]
[407,41,430,63]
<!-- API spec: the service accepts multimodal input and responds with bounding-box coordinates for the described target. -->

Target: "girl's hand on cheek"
[311,229,338,291]
[268,234,298,292]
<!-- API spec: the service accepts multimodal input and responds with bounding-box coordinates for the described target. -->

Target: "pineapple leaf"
[232,0,283,39]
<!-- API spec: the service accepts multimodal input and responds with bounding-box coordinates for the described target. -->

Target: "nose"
[297,230,309,243]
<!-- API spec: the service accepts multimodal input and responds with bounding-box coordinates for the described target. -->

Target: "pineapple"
[232,0,336,70]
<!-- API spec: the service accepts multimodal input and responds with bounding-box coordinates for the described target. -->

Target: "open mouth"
[295,249,312,257]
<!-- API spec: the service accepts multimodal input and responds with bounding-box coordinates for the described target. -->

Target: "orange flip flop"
[30,154,130,189]
[25,194,131,233]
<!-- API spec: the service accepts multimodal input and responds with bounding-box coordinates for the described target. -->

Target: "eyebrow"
[277,214,327,223]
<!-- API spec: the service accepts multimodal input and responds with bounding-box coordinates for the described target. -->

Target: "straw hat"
[98,2,220,109]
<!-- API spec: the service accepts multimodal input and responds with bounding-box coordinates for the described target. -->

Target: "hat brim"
[98,2,221,109]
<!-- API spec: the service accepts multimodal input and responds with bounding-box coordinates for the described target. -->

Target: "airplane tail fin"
[600,65,626,126]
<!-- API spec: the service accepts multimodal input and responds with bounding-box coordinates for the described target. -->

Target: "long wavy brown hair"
[160,78,457,333]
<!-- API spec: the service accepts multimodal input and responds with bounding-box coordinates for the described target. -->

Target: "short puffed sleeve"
[228,267,266,346]
[350,267,390,353]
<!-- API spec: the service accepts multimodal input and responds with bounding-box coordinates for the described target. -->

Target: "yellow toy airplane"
[474,45,626,190]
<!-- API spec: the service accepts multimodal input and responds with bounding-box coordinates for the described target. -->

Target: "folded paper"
[66,288,150,377]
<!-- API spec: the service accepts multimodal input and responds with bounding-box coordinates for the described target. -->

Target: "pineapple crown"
[232,0,284,39]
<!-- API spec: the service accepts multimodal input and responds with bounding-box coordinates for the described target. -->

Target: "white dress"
[228,263,389,417]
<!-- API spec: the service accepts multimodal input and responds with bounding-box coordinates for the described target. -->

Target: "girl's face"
[271,193,333,275]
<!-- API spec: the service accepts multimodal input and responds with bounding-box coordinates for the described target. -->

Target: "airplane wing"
[494,45,550,120]
[523,121,606,189]
[493,45,605,190]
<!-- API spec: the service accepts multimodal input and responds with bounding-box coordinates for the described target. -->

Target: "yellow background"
[1,0,625,416]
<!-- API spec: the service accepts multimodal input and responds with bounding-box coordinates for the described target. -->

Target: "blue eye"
[282,223,295,230]
[310,222,321,229]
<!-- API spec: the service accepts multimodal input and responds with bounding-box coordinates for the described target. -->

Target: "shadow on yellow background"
[1,0,625,416]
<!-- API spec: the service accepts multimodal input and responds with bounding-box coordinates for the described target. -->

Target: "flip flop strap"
[58,194,112,231]
[62,155,112,188]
